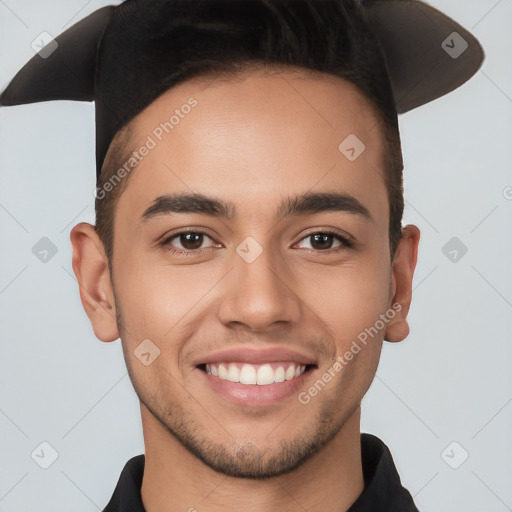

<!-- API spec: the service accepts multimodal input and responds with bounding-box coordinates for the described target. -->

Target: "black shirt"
[102,433,419,511]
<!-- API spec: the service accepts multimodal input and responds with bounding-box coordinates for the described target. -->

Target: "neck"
[140,404,365,512]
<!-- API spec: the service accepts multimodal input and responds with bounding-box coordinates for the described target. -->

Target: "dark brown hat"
[0,0,484,179]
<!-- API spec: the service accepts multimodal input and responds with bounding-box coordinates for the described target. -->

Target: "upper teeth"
[205,362,306,385]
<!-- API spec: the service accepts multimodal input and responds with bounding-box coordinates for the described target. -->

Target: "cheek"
[297,254,391,329]
[113,253,218,341]
[295,260,390,388]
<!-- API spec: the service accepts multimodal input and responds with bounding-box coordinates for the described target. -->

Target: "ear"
[384,224,421,342]
[69,222,119,342]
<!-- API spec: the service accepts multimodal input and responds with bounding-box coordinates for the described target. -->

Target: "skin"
[70,66,420,512]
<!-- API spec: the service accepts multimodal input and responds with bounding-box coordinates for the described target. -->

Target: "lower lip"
[196,366,316,407]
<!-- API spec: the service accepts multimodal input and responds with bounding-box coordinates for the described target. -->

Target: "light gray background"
[0,1,511,511]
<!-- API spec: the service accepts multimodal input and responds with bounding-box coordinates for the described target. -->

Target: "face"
[72,67,419,478]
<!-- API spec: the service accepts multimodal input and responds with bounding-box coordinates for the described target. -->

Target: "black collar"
[102,433,419,511]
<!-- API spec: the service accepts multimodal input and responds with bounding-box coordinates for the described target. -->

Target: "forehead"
[115,66,388,229]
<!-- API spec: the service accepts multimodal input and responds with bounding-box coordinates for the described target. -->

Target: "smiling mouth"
[196,362,316,386]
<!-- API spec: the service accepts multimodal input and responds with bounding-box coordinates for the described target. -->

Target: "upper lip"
[192,347,317,367]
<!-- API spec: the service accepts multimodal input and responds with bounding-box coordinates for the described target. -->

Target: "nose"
[217,241,303,332]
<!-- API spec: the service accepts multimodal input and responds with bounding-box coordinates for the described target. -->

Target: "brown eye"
[160,230,217,253]
[296,231,353,251]
[176,232,206,250]
[310,233,335,250]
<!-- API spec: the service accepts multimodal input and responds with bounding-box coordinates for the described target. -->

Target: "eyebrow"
[140,191,373,225]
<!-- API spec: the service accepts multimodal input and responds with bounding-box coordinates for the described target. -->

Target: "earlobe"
[69,222,119,342]
[384,224,421,343]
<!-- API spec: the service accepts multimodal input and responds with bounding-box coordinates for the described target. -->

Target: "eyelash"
[158,228,354,255]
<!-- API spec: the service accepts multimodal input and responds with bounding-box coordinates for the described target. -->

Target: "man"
[0,0,484,510]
